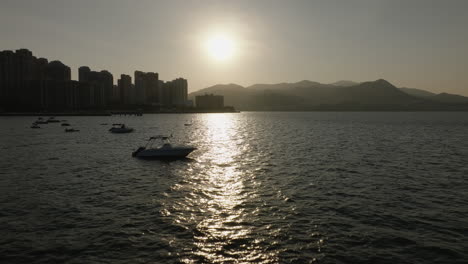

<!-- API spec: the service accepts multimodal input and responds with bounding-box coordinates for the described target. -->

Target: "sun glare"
[205,34,235,61]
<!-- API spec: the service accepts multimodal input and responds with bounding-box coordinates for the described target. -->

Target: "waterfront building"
[160,78,188,107]
[100,70,114,105]
[134,71,161,105]
[145,72,159,105]
[118,74,132,105]
[171,78,188,106]
[196,94,224,109]
[0,48,188,111]
[134,71,146,104]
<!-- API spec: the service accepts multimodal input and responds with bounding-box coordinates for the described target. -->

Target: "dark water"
[1,112,467,264]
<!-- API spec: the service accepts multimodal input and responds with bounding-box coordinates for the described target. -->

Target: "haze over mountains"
[189,79,468,111]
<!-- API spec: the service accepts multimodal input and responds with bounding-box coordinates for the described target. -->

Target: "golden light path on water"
[160,114,280,263]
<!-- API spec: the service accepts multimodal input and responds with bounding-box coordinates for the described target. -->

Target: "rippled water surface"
[1,112,468,263]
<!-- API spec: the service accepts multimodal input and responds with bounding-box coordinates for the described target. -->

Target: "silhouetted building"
[0,49,77,111]
[77,66,113,108]
[76,81,93,109]
[42,60,74,110]
[118,74,132,105]
[146,72,159,105]
[46,61,71,81]
[196,94,224,109]
[134,71,160,105]
[112,84,119,104]
[134,71,146,104]
[87,70,106,108]
[100,70,113,104]
[160,78,188,107]
[1,48,189,111]
[0,49,46,110]
[172,78,188,106]
[78,66,91,82]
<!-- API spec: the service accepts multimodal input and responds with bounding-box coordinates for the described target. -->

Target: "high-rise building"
[118,74,132,105]
[134,71,146,104]
[1,48,189,111]
[77,67,113,109]
[0,49,75,111]
[43,60,74,110]
[78,66,90,82]
[146,72,159,105]
[87,71,106,108]
[112,84,119,104]
[100,70,113,105]
[171,78,188,106]
[159,78,188,107]
[46,61,71,81]
[0,50,15,109]
[134,71,160,105]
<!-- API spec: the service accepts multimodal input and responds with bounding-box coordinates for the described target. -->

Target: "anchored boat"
[132,135,196,159]
[109,123,134,133]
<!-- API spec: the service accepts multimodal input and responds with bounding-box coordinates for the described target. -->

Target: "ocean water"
[0,112,467,264]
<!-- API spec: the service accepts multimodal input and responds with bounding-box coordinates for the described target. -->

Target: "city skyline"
[0,48,190,111]
[1,0,468,96]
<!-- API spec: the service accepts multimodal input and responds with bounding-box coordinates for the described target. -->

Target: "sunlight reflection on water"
[163,114,278,263]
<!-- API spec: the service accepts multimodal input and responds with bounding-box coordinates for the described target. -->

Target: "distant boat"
[184,123,192,126]
[132,135,196,159]
[35,119,48,124]
[61,123,71,126]
[65,128,79,132]
[47,117,60,123]
[109,123,134,133]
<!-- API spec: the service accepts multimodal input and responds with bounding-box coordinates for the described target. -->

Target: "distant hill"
[429,93,468,104]
[248,80,323,90]
[330,80,359,87]
[189,79,468,111]
[399,87,436,97]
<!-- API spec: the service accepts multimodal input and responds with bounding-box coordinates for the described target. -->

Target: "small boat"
[109,123,134,133]
[61,123,71,126]
[47,117,60,123]
[31,124,41,129]
[132,135,196,159]
[65,128,80,132]
[35,119,48,124]
[184,123,192,126]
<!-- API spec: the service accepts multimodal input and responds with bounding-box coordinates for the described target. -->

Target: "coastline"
[0,109,240,116]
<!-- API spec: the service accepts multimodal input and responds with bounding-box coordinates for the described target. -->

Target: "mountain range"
[189,79,468,111]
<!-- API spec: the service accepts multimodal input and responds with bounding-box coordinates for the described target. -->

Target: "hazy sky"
[1,0,468,95]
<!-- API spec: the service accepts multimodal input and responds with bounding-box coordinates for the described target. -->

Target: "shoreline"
[0,110,240,116]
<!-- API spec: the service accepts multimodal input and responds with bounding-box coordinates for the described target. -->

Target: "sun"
[205,34,236,61]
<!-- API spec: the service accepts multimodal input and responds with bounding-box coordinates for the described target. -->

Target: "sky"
[1,0,468,95]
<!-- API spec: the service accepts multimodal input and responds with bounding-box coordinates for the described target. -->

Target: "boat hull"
[109,128,134,133]
[134,147,195,159]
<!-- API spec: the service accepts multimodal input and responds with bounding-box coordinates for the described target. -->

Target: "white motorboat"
[109,123,134,133]
[132,135,196,159]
